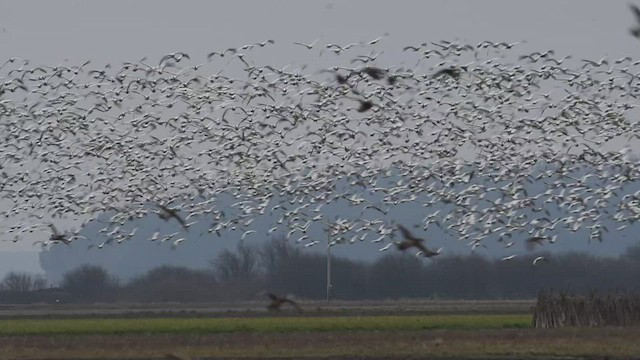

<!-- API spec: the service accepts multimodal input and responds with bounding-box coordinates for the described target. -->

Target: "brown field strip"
[2,328,640,360]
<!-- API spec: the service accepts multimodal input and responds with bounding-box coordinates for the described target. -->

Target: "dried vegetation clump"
[533,290,640,328]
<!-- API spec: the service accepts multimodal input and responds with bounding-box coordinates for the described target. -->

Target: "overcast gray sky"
[0,0,637,259]
[0,1,636,65]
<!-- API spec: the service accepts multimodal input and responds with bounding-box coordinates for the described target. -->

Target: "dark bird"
[49,224,71,244]
[360,66,387,80]
[336,73,350,84]
[630,4,640,38]
[356,99,374,112]
[396,224,442,257]
[267,293,302,312]
[155,203,188,231]
[403,44,425,52]
[525,236,547,251]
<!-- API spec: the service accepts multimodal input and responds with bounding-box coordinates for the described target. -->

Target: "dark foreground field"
[3,328,640,360]
[0,301,636,360]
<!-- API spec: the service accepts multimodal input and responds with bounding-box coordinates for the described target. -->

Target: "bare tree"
[61,265,119,302]
[0,272,47,292]
[259,236,301,275]
[124,265,218,302]
[211,241,260,282]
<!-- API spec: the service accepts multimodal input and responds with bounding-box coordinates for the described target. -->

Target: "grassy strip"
[0,314,530,335]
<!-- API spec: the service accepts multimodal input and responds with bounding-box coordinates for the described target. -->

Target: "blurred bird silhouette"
[630,4,640,38]
[155,203,188,231]
[49,224,71,244]
[356,99,374,112]
[360,66,387,80]
[267,293,303,312]
[396,224,442,257]
[525,236,548,251]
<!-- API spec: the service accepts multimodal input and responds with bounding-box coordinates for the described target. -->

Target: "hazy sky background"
[0,1,635,65]
[0,0,638,275]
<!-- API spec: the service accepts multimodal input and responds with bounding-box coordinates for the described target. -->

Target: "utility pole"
[326,225,332,302]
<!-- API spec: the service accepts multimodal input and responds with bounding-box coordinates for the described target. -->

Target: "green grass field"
[0,314,531,335]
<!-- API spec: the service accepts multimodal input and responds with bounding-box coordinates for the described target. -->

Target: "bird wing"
[49,223,60,236]
[267,293,279,301]
[357,100,374,112]
[415,242,430,255]
[159,54,173,66]
[285,298,303,312]
[173,214,188,230]
[416,242,439,257]
[207,51,224,60]
[631,4,640,21]
[432,68,459,79]
[157,204,188,230]
[361,67,386,80]
[293,42,310,48]
[525,236,545,251]
[397,224,423,243]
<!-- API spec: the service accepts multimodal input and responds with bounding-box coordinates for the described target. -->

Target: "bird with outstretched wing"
[267,293,303,312]
[396,224,442,257]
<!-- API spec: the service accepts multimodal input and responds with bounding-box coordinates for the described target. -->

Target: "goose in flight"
[525,236,547,251]
[155,203,188,231]
[360,66,387,80]
[266,293,303,312]
[293,39,318,49]
[356,99,374,112]
[48,224,71,244]
[395,224,442,257]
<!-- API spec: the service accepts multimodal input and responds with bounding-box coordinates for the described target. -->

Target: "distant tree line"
[3,238,640,304]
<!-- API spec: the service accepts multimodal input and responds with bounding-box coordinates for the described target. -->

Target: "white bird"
[378,243,394,252]
[368,35,387,45]
[241,230,256,240]
[293,39,318,49]
[533,256,548,265]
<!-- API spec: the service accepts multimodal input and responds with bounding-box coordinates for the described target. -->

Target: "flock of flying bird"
[2,29,640,267]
